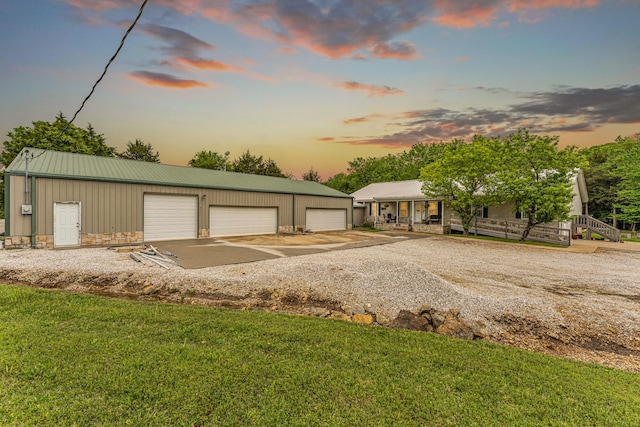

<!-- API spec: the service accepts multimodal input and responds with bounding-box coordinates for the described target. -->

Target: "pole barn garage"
[3,148,353,249]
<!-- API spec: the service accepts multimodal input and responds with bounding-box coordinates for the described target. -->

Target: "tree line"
[1,115,638,235]
[0,115,316,217]
[323,131,639,235]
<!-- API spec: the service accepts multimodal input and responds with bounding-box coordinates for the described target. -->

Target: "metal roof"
[351,180,431,202]
[5,148,351,199]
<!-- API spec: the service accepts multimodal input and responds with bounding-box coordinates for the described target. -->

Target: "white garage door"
[306,208,346,231]
[144,194,198,241]
[210,206,277,237]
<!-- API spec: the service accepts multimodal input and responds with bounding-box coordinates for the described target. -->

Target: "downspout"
[31,176,36,248]
[4,174,10,242]
[292,193,296,233]
[351,198,354,230]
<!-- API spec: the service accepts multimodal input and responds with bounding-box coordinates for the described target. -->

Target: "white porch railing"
[572,215,620,242]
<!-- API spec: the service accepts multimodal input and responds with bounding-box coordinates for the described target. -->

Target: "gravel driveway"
[1,235,639,371]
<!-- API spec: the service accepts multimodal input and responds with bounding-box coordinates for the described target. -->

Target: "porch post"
[396,202,399,225]
[411,200,414,226]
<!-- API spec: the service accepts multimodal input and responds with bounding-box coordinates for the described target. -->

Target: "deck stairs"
[572,215,620,242]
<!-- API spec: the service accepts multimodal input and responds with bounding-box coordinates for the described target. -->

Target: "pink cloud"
[335,81,404,97]
[508,0,599,12]
[129,71,209,89]
[371,41,419,60]
[65,0,603,59]
[432,4,498,29]
[174,57,246,72]
[343,113,387,125]
[277,46,298,55]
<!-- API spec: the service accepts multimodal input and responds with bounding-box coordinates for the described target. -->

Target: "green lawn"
[1,284,638,426]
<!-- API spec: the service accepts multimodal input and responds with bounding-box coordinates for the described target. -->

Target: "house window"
[428,201,439,217]
[477,207,489,218]
[399,202,408,217]
[369,202,378,216]
[516,210,528,220]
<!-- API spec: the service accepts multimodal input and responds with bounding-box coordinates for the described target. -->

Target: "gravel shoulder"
[1,235,639,372]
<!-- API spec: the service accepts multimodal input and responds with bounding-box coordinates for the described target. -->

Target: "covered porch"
[363,199,449,234]
[351,180,451,234]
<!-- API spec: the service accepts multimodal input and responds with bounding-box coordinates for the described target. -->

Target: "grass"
[1,285,639,426]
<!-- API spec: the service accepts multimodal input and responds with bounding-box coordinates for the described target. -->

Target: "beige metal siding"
[9,175,31,237]
[33,178,295,237]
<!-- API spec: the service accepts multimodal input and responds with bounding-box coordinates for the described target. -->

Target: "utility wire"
[31,0,149,159]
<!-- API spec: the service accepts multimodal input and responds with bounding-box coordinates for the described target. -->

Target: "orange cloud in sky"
[175,57,246,72]
[336,81,404,97]
[248,72,276,83]
[343,113,387,125]
[433,5,498,29]
[343,117,369,125]
[129,71,209,89]
[277,46,297,55]
[509,0,599,12]
[65,0,602,59]
[371,42,419,60]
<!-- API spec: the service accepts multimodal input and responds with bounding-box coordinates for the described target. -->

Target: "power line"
[35,0,149,157]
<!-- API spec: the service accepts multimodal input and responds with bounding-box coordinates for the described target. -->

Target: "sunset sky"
[1,0,639,179]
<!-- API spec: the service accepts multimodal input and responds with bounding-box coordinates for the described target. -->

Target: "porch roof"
[350,180,431,202]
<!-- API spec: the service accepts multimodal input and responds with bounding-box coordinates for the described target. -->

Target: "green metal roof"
[5,148,351,199]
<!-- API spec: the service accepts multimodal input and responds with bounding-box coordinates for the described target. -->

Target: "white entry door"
[54,202,81,247]
[306,208,346,231]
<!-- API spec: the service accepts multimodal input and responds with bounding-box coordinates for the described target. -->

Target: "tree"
[302,167,321,182]
[331,142,452,194]
[499,129,586,241]
[324,172,355,194]
[611,135,640,232]
[1,113,115,167]
[117,139,160,162]
[419,135,503,235]
[229,150,288,178]
[1,113,115,218]
[581,142,622,224]
[189,150,228,170]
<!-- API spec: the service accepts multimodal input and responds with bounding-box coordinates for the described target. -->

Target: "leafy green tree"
[117,139,160,162]
[500,129,586,241]
[611,135,640,232]
[324,172,355,194]
[302,167,322,182]
[581,143,621,225]
[189,150,228,170]
[1,113,115,167]
[334,142,452,193]
[229,150,288,178]
[397,142,451,181]
[420,135,504,235]
[1,113,115,218]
